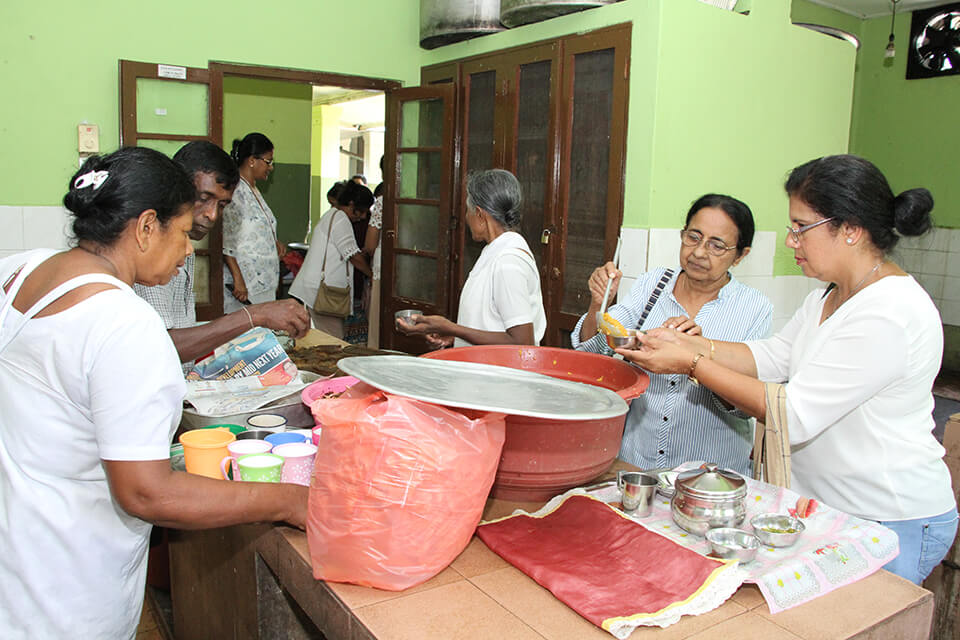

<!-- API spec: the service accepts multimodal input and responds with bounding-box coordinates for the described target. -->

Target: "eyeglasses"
[679,229,737,257]
[786,216,834,244]
[257,157,274,166]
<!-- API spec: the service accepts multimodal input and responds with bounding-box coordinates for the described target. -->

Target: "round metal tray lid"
[337,355,628,420]
[675,463,746,499]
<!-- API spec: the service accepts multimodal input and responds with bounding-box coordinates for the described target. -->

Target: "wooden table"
[169,464,935,640]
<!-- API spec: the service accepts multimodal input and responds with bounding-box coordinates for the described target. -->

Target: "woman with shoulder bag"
[289,181,372,338]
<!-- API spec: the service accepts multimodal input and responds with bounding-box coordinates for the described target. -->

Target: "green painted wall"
[223,77,312,244]
[652,0,855,275]
[426,0,855,275]
[850,14,960,228]
[0,0,420,207]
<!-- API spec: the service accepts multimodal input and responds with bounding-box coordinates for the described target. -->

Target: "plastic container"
[301,376,360,431]
[422,345,648,501]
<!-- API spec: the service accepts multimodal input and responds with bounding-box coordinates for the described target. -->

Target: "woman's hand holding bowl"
[616,329,701,375]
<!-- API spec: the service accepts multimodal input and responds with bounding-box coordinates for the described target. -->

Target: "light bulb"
[884,34,896,59]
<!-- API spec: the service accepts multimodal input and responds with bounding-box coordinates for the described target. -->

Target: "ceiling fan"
[907,2,960,78]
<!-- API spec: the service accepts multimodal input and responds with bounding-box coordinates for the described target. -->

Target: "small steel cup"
[617,470,658,517]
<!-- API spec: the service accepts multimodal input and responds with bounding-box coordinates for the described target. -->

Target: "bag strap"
[0,269,124,354]
[319,209,344,284]
[636,268,674,330]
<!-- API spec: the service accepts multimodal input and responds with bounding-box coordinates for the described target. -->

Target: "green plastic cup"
[236,453,284,482]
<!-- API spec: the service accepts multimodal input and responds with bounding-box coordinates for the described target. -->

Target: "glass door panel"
[135,79,209,135]
[561,48,615,315]
[462,69,498,278]
[381,84,455,352]
[515,59,552,272]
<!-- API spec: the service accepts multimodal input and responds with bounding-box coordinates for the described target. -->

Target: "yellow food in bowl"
[599,313,630,337]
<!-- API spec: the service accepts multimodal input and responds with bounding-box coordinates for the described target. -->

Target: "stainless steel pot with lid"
[671,463,747,535]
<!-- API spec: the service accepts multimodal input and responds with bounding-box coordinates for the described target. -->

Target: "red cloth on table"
[477,494,733,631]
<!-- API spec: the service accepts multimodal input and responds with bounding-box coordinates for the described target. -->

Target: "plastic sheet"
[306,383,506,590]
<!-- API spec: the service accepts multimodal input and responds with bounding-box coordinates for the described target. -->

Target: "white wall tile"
[949,228,960,254]
[911,228,949,252]
[647,228,681,270]
[0,250,21,261]
[771,316,791,334]
[618,227,648,279]
[943,276,960,302]
[947,251,960,278]
[617,276,636,303]
[940,300,960,326]
[897,248,920,273]
[730,230,775,277]
[22,206,71,249]
[919,249,947,275]
[0,206,24,251]
[916,273,944,300]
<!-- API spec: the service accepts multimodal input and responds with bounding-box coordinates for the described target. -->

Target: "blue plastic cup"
[265,432,308,449]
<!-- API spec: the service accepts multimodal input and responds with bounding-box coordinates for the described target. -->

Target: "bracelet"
[241,306,255,330]
[708,338,716,360]
[688,352,705,386]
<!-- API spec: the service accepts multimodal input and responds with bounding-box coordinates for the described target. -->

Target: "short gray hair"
[465,169,522,230]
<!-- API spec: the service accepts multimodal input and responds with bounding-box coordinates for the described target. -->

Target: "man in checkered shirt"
[135,141,309,368]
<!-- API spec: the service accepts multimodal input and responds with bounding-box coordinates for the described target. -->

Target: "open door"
[119,60,224,320]
[379,84,456,353]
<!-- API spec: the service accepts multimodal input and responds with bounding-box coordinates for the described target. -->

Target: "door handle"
[385,229,396,239]
[540,228,552,245]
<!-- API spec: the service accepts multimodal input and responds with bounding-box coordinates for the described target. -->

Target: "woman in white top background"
[222,132,286,313]
[0,148,306,638]
[398,169,546,348]
[621,154,957,584]
[289,180,372,338]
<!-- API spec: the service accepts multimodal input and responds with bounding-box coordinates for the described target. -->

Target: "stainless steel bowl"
[751,513,805,547]
[706,527,759,563]
[395,309,422,323]
[603,333,634,350]
[656,470,678,499]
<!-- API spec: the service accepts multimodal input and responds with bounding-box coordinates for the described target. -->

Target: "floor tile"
[354,579,543,640]
[449,537,509,578]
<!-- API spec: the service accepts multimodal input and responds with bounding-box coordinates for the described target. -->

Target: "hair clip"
[74,170,109,190]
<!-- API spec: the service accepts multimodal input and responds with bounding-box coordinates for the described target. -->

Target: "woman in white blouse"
[622,155,957,584]
[397,169,546,348]
[289,181,372,338]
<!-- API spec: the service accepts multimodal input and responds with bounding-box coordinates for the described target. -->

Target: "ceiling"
[807,0,953,18]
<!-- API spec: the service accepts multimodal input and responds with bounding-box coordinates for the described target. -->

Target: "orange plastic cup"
[179,428,236,479]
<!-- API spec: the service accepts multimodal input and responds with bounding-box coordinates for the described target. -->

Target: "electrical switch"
[78,124,99,153]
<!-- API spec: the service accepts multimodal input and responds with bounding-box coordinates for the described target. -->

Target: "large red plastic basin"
[422,346,648,501]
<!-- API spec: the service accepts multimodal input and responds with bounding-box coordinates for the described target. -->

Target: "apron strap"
[0,269,125,353]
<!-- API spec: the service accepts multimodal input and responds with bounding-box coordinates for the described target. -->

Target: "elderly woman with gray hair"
[397,169,546,348]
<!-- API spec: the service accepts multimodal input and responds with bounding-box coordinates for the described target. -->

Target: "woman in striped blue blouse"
[572,194,773,475]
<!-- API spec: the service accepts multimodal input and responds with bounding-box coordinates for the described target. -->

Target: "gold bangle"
[242,306,255,330]
[688,352,705,386]
[709,338,716,360]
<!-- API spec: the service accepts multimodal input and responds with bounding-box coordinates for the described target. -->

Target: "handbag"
[312,210,351,318]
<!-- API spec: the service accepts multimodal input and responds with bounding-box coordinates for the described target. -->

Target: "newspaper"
[184,327,307,417]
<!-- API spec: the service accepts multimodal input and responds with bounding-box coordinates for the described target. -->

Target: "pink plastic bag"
[306,382,506,590]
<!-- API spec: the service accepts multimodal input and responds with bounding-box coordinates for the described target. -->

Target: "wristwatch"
[688,352,705,386]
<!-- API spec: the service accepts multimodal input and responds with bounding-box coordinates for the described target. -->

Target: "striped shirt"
[133,253,196,331]
[572,267,772,475]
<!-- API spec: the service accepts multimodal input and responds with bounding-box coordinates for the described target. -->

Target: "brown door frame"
[119,59,225,320]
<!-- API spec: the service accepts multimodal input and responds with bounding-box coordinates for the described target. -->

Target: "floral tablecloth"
[586,464,899,613]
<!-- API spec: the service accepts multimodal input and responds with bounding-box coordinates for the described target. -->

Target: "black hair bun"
[63,155,109,219]
[893,188,934,237]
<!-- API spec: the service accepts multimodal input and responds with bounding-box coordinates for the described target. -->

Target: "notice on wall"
[157,64,187,80]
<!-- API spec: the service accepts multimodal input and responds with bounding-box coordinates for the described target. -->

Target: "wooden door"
[553,27,630,347]
[379,84,456,353]
[119,60,224,320]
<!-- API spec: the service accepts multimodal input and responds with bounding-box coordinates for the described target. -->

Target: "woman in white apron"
[0,147,307,639]
[397,169,545,348]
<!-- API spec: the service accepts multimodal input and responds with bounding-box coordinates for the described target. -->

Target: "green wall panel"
[259,163,311,246]
[850,15,960,228]
[0,0,419,206]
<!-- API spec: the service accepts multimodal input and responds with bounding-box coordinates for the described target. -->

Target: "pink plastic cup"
[312,426,322,446]
[220,439,273,480]
[272,442,318,486]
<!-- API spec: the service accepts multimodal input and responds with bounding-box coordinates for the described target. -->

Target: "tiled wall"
[0,206,72,260]
[889,228,960,327]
